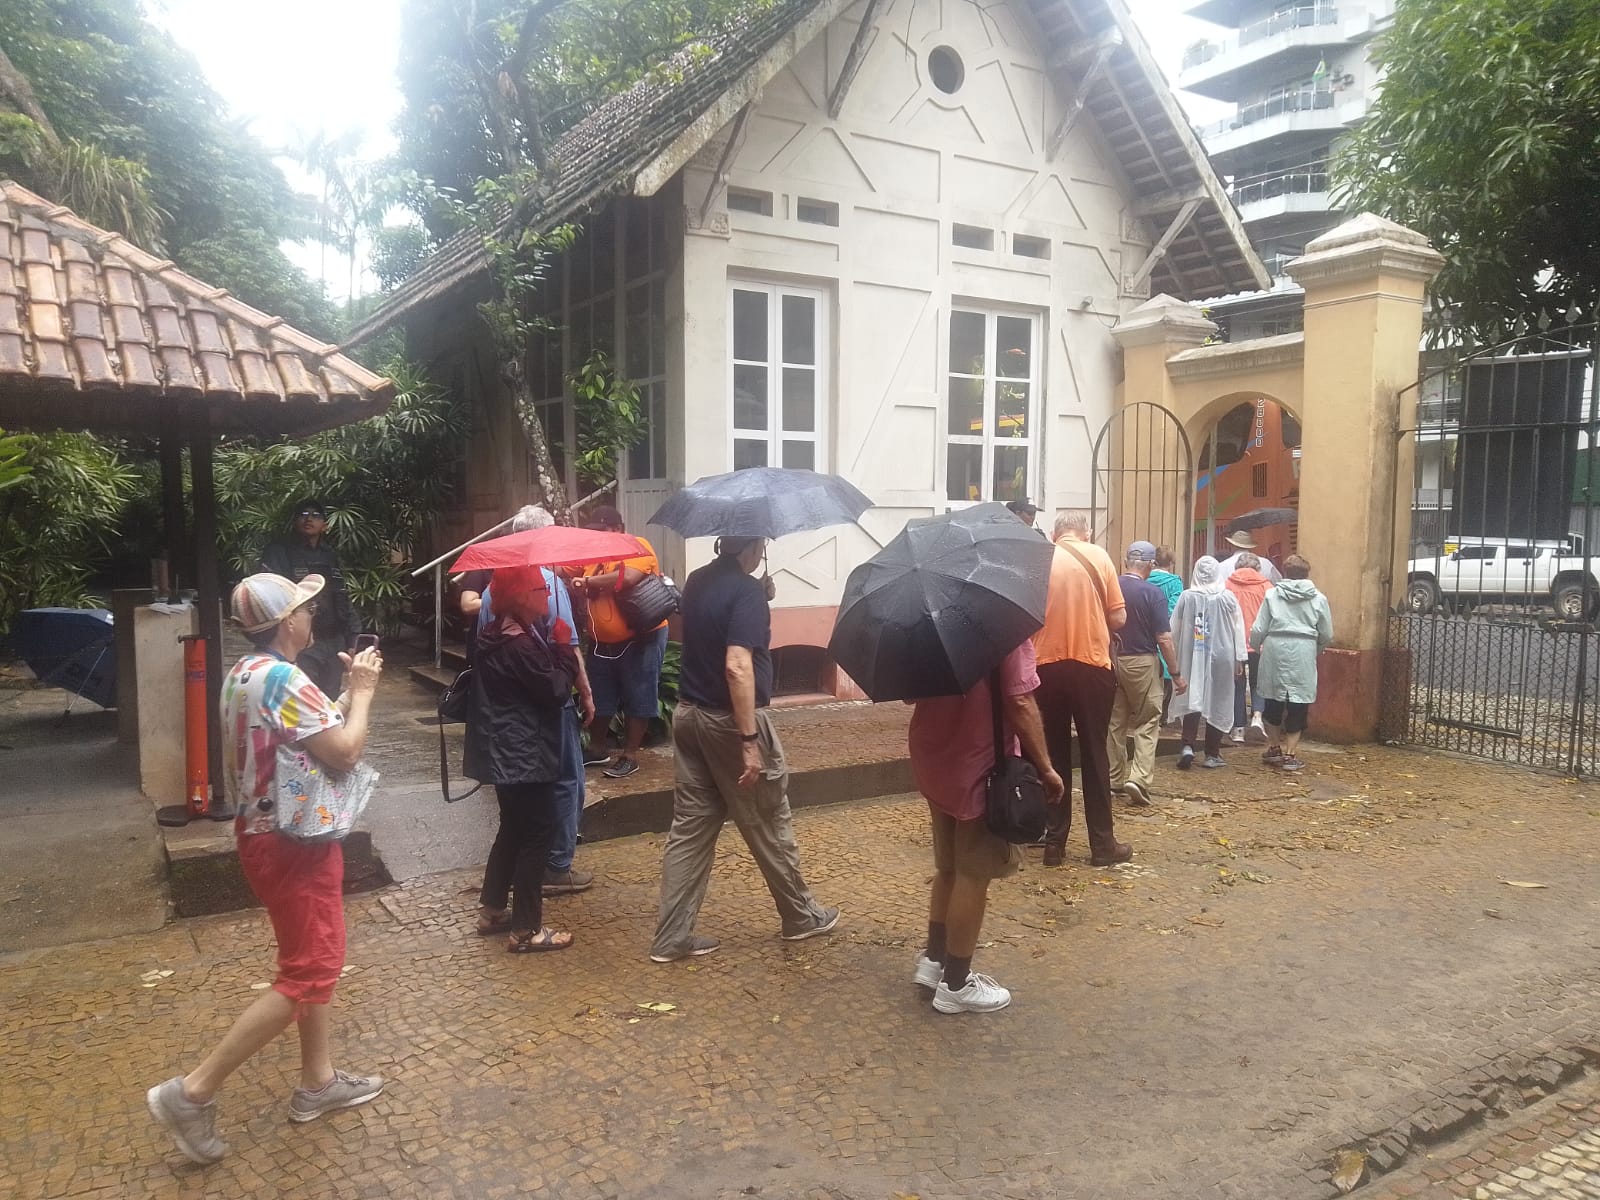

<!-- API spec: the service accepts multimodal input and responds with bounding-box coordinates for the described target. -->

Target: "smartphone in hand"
[354,634,381,654]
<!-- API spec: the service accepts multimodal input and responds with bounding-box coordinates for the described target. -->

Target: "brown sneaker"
[543,868,594,895]
[1042,844,1066,867]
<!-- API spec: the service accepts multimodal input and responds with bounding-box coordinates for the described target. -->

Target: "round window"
[928,46,965,95]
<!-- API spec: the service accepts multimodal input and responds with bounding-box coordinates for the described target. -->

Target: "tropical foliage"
[1335,0,1600,339]
[0,432,139,633]
[212,350,468,633]
[570,350,646,496]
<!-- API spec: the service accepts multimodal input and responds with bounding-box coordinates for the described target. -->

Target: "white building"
[1178,0,1394,339]
[355,0,1264,697]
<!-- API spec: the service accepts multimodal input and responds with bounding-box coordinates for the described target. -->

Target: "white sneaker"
[1229,726,1245,744]
[932,971,1012,1014]
[913,954,942,990]
[1248,714,1267,742]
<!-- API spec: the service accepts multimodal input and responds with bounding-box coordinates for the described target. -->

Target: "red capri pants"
[237,829,346,1008]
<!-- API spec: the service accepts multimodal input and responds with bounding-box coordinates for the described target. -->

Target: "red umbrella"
[449,526,647,573]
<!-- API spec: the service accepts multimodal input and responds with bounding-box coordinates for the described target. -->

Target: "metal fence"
[1383,325,1600,776]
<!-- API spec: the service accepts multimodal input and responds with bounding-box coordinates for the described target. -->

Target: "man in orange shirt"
[1033,510,1130,868]
[570,506,669,779]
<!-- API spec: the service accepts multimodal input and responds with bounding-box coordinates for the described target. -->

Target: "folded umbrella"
[647,467,871,539]
[828,503,1055,702]
[1227,507,1298,532]
[9,607,117,708]
[450,526,647,573]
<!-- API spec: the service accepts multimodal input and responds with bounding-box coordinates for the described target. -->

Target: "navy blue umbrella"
[9,608,117,708]
[647,467,871,539]
[828,503,1055,701]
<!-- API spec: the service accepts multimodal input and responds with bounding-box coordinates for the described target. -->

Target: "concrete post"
[1286,214,1444,741]
[111,588,155,744]
[1110,296,1217,564]
[133,602,197,804]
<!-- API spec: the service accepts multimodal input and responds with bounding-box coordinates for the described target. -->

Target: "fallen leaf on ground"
[1483,908,1504,919]
[1188,915,1224,927]
[1331,1149,1367,1193]
[637,1001,677,1013]
[249,982,271,991]
[1499,880,1549,889]
[770,1014,781,1024]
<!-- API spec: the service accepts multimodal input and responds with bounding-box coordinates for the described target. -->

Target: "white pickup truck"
[1405,536,1598,618]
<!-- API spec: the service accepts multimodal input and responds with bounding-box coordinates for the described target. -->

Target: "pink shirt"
[908,640,1041,821]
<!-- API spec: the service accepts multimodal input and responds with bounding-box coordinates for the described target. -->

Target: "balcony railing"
[1232,167,1329,207]
[1417,397,1462,427]
[1182,5,1341,70]
[1413,488,1454,511]
[1259,252,1301,278]
[1199,86,1335,139]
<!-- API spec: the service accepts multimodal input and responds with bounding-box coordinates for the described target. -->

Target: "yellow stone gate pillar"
[1109,296,1217,564]
[1285,215,1444,741]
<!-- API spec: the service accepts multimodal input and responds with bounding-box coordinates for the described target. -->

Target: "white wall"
[674,0,1152,612]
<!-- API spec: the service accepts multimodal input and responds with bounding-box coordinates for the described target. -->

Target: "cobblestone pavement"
[6,743,1600,1199]
[1366,1076,1600,1199]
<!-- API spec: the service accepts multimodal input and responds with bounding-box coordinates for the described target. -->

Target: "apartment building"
[1179,0,1395,338]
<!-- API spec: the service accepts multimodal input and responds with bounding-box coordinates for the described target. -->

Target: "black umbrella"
[647,467,871,538]
[1227,507,1298,532]
[828,503,1056,701]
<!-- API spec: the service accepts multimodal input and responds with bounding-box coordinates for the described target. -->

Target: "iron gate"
[1089,401,1194,568]
[1382,324,1600,776]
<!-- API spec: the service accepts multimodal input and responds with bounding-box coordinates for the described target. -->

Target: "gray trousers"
[651,703,828,957]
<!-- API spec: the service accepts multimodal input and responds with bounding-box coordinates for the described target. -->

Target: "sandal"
[476,910,512,936]
[507,928,573,953]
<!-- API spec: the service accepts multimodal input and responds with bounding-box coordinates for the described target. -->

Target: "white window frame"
[943,306,1041,508]
[727,282,828,472]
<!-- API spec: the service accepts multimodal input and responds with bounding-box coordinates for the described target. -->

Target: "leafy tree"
[393,0,772,518]
[370,222,436,292]
[0,432,139,633]
[213,347,468,633]
[398,0,773,215]
[1335,0,1600,338]
[0,0,335,336]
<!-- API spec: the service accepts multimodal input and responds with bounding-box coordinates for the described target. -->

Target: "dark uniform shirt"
[260,537,363,650]
[678,557,773,710]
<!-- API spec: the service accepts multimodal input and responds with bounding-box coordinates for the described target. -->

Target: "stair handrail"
[411,516,515,669]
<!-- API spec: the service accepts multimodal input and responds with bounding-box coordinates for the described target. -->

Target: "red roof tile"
[0,181,395,436]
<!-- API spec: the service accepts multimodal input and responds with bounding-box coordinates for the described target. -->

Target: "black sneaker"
[583,750,611,769]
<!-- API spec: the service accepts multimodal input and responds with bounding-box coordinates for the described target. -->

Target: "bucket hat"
[231,572,325,633]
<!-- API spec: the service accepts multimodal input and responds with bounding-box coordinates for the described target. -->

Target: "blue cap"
[1127,540,1158,563]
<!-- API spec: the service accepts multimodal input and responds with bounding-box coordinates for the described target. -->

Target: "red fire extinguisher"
[181,634,210,818]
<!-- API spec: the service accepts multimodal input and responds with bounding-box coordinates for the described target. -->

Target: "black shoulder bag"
[436,667,483,804]
[984,668,1048,843]
[616,571,681,632]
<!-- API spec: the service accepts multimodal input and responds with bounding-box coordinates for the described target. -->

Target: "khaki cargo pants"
[650,703,830,959]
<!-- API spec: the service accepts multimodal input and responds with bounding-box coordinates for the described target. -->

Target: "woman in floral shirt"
[147,572,384,1165]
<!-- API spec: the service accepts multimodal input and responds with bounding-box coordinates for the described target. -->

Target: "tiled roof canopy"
[0,181,395,437]
[350,0,1262,345]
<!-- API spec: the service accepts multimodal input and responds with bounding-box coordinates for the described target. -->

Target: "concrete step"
[409,662,458,695]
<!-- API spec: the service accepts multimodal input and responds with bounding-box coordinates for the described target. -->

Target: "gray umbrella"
[647,467,872,538]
